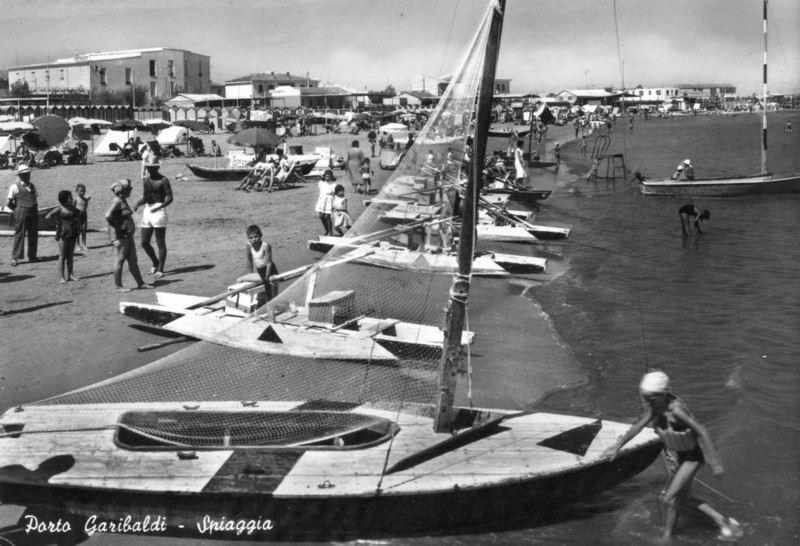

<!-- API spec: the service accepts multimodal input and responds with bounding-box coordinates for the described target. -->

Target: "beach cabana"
[157,126,190,147]
[94,129,151,156]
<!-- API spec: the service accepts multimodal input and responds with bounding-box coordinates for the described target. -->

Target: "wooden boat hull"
[482,189,551,203]
[0,402,661,541]
[187,164,251,181]
[640,173,800,197]
[1,204,60,230]
[307,239,547,274]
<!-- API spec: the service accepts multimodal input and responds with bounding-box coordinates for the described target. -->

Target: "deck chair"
[264,162,305,192]
[238,163,270,191]
[108,142,126,161]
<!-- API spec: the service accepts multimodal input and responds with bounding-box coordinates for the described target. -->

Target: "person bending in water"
[604,371,743,541]
[679,204,710,236]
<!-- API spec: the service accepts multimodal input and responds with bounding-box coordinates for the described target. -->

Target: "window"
[258,84,264,93]
[199,60,203,78]
[150,60,156,77]
[100,68,107,85]
[168,60,174,77]
[60,69,65,81]
[125,68,132,85]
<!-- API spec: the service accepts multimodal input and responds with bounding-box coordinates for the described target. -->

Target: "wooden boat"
[487,127,531,138]
[481,188,552,204]
[639,1,800,197]
[640,172,800,197]
[0,3,659,540]
[186,163,250,181]
[308,238,547,275]
[0,204,59,230]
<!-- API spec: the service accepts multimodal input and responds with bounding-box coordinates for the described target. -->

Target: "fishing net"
[37,2,498,448]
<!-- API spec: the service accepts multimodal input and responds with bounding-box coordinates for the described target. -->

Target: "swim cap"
[639,371,670,394]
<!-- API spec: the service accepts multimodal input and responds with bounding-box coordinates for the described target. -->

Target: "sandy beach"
[1,123,579,413]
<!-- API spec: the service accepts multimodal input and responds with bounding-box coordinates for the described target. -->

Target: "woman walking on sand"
[344,140,365,192]
[105,179,153,293]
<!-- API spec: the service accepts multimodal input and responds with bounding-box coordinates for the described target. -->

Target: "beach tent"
[94,129,151,156]
[0,135,16,155]
[157,126,190,146]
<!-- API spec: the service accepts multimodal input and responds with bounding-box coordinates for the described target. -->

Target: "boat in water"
[0,2,660,540]
[640,0,800,197]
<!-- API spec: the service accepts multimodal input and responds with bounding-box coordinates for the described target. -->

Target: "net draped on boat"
[37,2,498,447]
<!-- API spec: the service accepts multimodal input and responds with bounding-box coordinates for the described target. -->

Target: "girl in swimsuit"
[604,371,742,541]
[46,190,81,284]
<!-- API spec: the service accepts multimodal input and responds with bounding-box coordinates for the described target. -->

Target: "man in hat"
[6,164,39,266]
[133,156,173,279]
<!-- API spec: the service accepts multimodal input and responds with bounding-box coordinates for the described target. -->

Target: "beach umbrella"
[226,127,281,148]
[173,119,208,131]
[23,116,70,150]
[110,119,149,131]
[145,119,172,131]
[379,122,409,133]
[0,121,35,136]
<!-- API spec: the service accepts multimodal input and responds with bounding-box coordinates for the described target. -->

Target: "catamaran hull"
[640,173,800,197]
[0,446,659,541]
[0,403,660,541]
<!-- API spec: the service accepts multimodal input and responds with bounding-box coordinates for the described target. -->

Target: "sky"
[2,0,799,96]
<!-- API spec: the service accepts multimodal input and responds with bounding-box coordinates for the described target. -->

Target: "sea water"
[398,112,800,545]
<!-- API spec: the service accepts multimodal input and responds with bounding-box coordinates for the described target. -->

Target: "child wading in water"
[604,371,743,542]
[359,158,374,195]
[238,225,279,305]
[332,185,353,236]
[74,183,90,251]
[45,190,81,283]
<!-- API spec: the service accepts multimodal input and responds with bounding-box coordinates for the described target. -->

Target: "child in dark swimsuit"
[604,371,742,541]
[45,190,81,284]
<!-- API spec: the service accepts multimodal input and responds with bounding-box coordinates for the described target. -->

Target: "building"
[383,90,440,108]
[7,48,211,102]
[435,76,511,96]
[224,72,320,106]
[266,86,351,110]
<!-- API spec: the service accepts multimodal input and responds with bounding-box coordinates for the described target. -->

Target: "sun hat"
[639,371,671,394]
[684,159,692,165]
[17,164,31,174]
[110,179,132,195]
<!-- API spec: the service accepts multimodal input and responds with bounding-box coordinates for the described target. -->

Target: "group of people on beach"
[6,150,173,291]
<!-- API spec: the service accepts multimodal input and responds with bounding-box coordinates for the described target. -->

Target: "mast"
[761,0,768,174]
[434,0,505,433]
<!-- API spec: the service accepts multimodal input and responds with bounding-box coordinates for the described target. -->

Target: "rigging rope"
[613,0,649,374]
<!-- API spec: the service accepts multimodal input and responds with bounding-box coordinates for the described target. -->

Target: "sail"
[34,3,499,445]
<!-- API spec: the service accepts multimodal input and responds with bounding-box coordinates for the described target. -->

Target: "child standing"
[359,158,374,195]
[238,225,279,304]
[74,183,90,251]
[45,190,81,284]
[332,185,353,237]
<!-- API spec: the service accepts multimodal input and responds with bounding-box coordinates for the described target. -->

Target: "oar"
[137,336,193,352]
[185,263,314,311]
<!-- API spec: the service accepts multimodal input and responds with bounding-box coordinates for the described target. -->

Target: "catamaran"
[0,1,660,540]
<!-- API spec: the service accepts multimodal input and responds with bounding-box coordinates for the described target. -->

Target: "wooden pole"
[434,0,506,433]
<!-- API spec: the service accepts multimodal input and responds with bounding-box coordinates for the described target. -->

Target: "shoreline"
[1,124,581,414]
